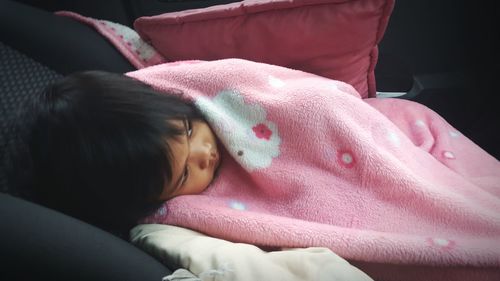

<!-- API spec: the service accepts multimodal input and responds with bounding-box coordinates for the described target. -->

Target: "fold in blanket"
[125,59,500,273]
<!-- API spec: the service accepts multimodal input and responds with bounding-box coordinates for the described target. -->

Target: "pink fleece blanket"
[55,12,500,279]
[126,59,500,278]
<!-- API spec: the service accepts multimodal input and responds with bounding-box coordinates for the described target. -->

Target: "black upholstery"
[0,1,172,279]
[0,0,134,75]
[0,42,62,194]
[0,193,171,280]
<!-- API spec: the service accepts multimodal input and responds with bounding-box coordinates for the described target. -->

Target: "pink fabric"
[55,11,166,69]
[127,59,500,281]
[133,0,394,98]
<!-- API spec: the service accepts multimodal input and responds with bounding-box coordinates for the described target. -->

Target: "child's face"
[159,119,221,200]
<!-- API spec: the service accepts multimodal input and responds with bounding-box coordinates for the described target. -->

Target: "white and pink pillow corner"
[55,11,166,69]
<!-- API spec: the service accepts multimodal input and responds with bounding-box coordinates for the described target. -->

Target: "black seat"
[0,192,170,280]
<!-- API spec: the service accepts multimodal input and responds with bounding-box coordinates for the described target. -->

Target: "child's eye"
[186,119,193,137]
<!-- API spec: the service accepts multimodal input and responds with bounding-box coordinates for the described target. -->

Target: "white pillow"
[131,224,374,281]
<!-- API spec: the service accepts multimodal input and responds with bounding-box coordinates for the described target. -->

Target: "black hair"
[6,71,202,236]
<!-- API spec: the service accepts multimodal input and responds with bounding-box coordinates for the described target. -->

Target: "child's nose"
[190,143,215,170]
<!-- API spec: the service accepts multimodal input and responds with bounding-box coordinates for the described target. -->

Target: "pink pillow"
[134,0,394,98]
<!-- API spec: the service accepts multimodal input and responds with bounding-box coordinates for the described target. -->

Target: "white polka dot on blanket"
[443,151,456,159]
[449,130,460,138]
[427,237,456,251]
[434,238,450,246]
[268,75,285,88]
[229,200,247,211]
[328,82,341,92]
[338,151,355,168]
[415,120,426,128]
[336,83,354,94]
[387,130,401,147]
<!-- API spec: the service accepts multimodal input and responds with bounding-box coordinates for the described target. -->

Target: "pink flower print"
[195,90,281,171]
[426,237,456,251]
[252,123,273,140]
